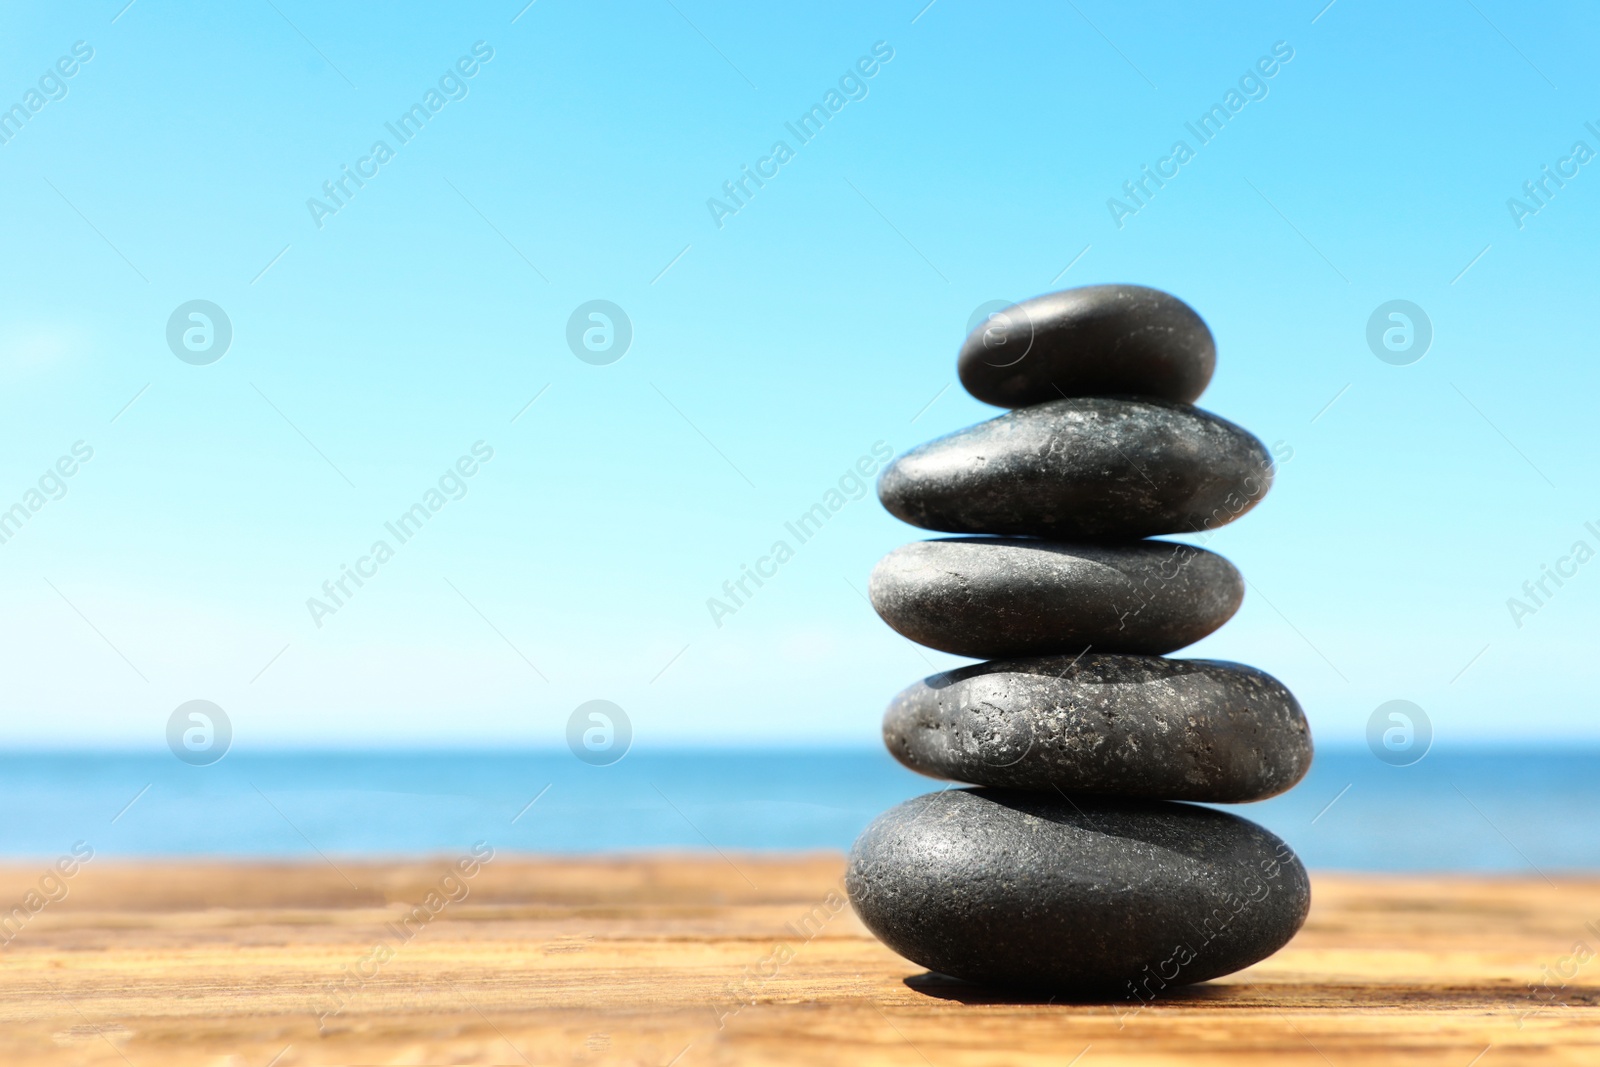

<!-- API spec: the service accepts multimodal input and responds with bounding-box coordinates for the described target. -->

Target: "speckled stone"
[882,654,1311,802]
[846,789,1310,992]
[869,538,1242,658]
[877,397,1274,540]
[959,285,1216,408]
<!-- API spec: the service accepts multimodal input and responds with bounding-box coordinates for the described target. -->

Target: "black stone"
[869,538,1241,658]
[846,789,1310,993]
[882,654,1311,802]
[959,285,1215,408]
[877,397,1274,540]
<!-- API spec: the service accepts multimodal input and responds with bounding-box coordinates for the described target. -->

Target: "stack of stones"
[846,285,1313,996]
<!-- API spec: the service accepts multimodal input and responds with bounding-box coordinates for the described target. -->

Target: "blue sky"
[0,0,1595,749]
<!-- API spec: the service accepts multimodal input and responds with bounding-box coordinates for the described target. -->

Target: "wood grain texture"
[0,855,1596,1066]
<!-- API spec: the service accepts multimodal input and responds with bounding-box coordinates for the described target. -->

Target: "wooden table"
[0,855,1595,1065]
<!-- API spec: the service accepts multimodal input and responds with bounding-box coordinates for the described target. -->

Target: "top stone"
[959,285,1216,408]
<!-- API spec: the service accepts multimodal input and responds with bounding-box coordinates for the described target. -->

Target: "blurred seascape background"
[1,0,1597,868]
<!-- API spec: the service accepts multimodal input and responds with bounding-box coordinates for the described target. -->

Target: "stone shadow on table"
[903,972,1594,1010]
[903,971,1236,1006]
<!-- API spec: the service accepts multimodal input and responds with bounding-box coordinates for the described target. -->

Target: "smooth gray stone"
[869,538,1242,658]
[878,398,1273,539]
[883,654,1311,802]
[959,285,1215,408]
[846,789,1310,992]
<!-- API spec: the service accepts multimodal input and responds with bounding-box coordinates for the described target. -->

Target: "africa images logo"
[166,700,232,766]
[166,300,233,365]
[567,700,631,766]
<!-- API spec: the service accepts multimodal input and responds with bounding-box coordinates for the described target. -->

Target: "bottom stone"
[846,789,1309,993]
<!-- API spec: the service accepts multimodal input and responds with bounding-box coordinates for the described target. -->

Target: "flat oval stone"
[869,538,1242,658]
[959,285,1215,407]
[877,398,1273,539]
[883,654,1311,802]
[847,789,1310,992]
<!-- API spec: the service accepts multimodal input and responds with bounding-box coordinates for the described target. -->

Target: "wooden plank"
[0,856,1594,1065]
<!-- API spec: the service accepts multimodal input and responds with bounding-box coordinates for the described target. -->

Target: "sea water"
[1,747,1595,871]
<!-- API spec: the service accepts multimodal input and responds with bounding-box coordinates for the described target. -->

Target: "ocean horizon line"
[4,741,1598,756]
